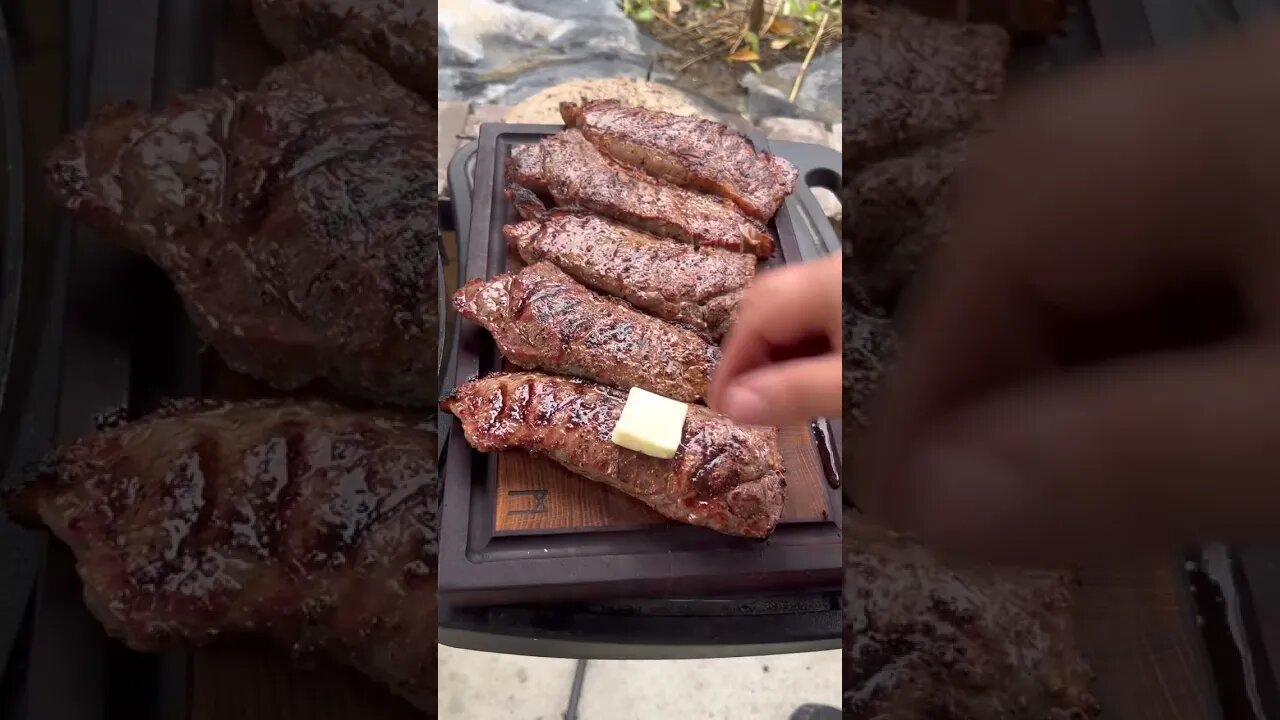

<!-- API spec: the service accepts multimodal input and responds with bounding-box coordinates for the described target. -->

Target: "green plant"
[621,0,657,22]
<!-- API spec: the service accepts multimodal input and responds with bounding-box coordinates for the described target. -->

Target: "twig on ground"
[789,10,830,102]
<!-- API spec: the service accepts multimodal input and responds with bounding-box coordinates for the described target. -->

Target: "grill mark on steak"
[843,3,1009,168]
[560,99,797,221]
[2,400,439,712]
[251,0,437,97]
[441,373,786,538]
[453,261,720,402]
[507,129,775,257]
[842,513,1099,718]
[502,199,756,342]
[44,48,439,406]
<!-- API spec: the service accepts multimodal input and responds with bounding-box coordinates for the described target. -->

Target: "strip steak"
[560,99,796,221]
[442,372,786,538]
[3,400,439,712]
[44,48,439,406]
[507,129,775,257]
[452,262,719,402]
[503,197,756,342]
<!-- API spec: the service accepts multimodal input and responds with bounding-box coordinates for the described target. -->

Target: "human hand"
[858,20,1280,564]
[709,253,842,426]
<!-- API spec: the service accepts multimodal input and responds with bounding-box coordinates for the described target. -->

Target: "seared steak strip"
[45,48,439,406]
[507,129,775,257]
[442,373,786,538]
[453,262,719,402]
[503,195,756,342]
[560,99,797,221]
[843,3,1008,167]
[3,400,439,712]
[843,513,1098,718]
[252,0,438,97]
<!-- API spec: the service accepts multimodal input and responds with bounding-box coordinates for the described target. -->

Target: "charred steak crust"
[843,513,1099,719]
[507,129,776,257]
[847,137,967,313]
[560,99,797,221]
[441,373,786,538]
[251,0,438,97]
[452,262,720,402]
[843,3,1009,167]
[503,210,756,342]
[2,400,440,712]
[842,307,897,434]
[44,48,439,406]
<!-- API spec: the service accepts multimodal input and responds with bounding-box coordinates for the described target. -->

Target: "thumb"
[717,354,842,426]
[870,345,1280,563]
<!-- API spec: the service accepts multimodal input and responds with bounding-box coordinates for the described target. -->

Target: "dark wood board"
[494,423,829,533]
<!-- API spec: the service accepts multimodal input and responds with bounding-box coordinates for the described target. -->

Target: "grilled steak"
[843,512,1098,718]
[560,99,797,221]
[45,48,439,406]
[252,0,437,97]
[507,129,775,257]
[453,262,719,402]
[3,400,439,712]
[843,307,897,431]
[843,3,1008,167]
[847,138,967,312]
[442,373,785,538]
[503,197,756,342]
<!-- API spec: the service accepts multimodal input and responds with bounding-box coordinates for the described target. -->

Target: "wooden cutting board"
[493,423,831,534]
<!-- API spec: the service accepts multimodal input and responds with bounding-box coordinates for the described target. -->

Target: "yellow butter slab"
[611,387,688,459]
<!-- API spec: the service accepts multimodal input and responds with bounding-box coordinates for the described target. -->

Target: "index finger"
[709,254,842,412]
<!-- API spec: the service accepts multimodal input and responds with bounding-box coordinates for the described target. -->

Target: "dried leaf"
[768,17,801,35]
[728,48,760,62]
[770,37,793,50]
[666,0,682,14]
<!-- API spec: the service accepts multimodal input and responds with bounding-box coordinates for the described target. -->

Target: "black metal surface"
[439,592,841,660]
[438,140,477,449]
[0,0,38,691]
[437,122,842,655]
[3,1,214,719]
[0,0,23,412]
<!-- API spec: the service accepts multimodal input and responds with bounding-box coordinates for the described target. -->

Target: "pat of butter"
[611,387,688,459]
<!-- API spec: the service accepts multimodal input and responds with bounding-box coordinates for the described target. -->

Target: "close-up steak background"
[842,1,1280,719]
[2,1,1280,719]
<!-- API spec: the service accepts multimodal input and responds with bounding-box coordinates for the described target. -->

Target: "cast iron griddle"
[437,122,843,614]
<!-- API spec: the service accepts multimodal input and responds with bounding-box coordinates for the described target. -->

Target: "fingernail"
[723,385,768,425]
[899,440,1033,559]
